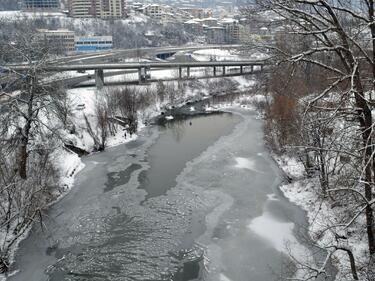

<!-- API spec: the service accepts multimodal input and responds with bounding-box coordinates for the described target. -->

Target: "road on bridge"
[48,44,242,65]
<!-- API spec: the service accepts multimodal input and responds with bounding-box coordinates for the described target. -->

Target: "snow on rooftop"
[184,19,200,24]
[207,26,224,29]
[202,17,218,21]
[220,17,238,24]
[37,28,74,33]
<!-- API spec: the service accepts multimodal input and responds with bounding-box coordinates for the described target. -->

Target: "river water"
[9,109,326,281]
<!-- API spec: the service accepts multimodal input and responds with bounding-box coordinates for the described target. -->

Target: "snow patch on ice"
[266,193,279,201]
[220,273,232,281]
[248,211,306,258]
[234,157,263,173]
[165,115,174,120]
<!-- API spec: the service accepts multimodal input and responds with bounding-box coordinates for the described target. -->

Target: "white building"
[75,36,113,52]
[37,29,75,53]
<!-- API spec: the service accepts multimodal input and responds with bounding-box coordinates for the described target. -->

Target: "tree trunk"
[353,73,375,255]
[18,142,28,179]
[337,247,359,280]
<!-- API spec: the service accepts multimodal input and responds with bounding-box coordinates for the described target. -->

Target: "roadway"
[49,44,242,65]
[60,70,139,88]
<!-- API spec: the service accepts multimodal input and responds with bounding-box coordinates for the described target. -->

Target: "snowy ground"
[190,49,269,62]
[274,155,368,280]
[192,49,242,61]
[0,11,66,19]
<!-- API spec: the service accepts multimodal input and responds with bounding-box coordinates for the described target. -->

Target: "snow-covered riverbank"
[274,155,367,280]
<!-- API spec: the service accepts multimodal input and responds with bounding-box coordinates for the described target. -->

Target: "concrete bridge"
[6,60,267,88]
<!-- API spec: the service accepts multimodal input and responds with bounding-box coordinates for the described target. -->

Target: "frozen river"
[9,109,323,281]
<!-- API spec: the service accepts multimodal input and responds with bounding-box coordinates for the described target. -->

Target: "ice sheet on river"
[41,114,241,281]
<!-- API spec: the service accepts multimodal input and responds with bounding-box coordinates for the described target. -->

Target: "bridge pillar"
[145,66,150,81]
[179,67,182,79]
[213,66,216,76]
[240,66,243,74]
[187,67,190,77]
[138,67,150,83]
[95,69,104,89]
[222,66,226,76]
[250,65,254,73]
[138,67,142,83]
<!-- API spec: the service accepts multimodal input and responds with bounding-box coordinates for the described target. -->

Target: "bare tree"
[0,19,70,272]
[156,80,166,103]
[96,98,109,151]
[50,83,73,130]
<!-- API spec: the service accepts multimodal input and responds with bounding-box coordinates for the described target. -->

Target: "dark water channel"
[9,109,334,281]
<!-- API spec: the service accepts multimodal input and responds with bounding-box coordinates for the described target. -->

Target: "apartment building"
[184,19,204,34]
[143,4,165,21]
[99,0,126,18]
[181,8,212,19]
[23,0,60,10]
[68,0,126,18]
[220,18,240,42]
[68,0,98,17]
[206,26,225,44]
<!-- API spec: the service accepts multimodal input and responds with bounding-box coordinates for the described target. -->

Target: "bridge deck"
[5,60,267,72]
